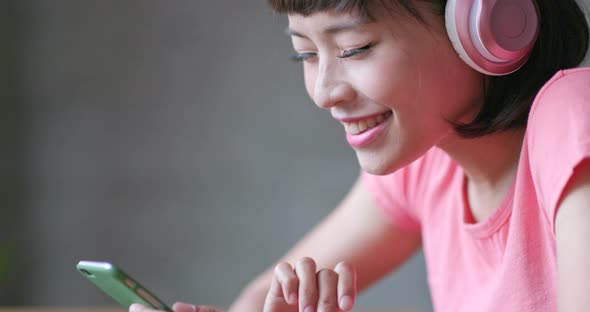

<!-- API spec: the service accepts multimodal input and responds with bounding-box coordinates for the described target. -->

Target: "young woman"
[131,0,590,311]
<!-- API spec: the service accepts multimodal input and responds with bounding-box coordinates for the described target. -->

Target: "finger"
[130,304,159,312]
[264,274,288,312]
[173,302,223,312]
[317,269,339,312]
[334,262,357,311]
[274,262,299,304]
[295,257,318,312]
[172,302,196,312]
[194,306,222,312]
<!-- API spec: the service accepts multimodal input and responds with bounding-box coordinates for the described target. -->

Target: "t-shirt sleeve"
[527,68,590,231]
[361,169,421,233]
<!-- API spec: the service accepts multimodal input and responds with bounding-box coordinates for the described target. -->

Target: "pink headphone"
[445,0,540,76]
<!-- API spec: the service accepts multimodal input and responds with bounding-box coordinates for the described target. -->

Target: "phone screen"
[77,260,172,312]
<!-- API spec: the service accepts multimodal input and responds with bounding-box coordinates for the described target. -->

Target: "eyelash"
[291,43,374,63]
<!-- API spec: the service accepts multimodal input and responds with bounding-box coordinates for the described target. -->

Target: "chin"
[355,142,428,176]
[356,152,400,176]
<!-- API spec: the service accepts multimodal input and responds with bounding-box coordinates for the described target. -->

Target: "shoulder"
[527,67,590,147]
[524,68,590,229]
[536,67,590,98]
[529,67,590,122]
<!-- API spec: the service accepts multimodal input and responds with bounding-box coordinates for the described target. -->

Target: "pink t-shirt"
[362,68,590,312]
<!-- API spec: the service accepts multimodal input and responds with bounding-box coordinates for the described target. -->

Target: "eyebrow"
[285,18,371,38]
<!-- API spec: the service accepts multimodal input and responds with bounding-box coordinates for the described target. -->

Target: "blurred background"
[1,0,589,310]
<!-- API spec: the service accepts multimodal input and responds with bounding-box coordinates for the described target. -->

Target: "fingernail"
[340,295,354,310]
[172,302,197,312]
[288,293,297,304]
[304,305,315,312]
[129,304,142,312]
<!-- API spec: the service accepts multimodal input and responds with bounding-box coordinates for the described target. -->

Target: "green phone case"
[77,260,172,312]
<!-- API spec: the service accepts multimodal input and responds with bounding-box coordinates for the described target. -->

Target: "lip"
[345,113,392,148]
[334,111,391,123]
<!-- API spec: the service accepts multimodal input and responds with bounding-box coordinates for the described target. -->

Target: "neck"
[437,128,525,222]
[438,128,525,188]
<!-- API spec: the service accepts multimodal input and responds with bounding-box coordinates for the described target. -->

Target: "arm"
[228,175,422,312]
[556,159,590,312]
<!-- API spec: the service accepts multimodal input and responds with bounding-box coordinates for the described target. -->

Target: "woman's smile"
[337,110,393,135]
[337,111,393,148]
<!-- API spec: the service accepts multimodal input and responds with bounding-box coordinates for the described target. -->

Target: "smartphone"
[77,260,172,311]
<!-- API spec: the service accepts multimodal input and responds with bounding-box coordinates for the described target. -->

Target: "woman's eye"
[291,52,317,63]
[339,43,374,58]
[290,43,374,63]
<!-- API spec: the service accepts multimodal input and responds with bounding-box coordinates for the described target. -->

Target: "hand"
[263,257,357,312]
[129,302,223,312]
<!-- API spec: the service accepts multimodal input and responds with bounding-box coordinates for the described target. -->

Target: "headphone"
[445,0,540,76]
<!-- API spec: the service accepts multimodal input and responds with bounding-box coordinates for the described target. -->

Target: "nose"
[312,60,356,110]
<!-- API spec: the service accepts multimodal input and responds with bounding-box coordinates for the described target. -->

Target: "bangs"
[267,0,429,22]
[267,0,371,17]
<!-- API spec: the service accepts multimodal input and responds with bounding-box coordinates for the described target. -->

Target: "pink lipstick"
[342,111,392,148]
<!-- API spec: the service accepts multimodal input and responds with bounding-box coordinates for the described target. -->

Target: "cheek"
[360,40,480,126]
[350,49,419,111]
[303,64,317,101]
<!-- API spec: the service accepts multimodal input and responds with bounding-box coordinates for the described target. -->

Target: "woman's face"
[287,3,484,174]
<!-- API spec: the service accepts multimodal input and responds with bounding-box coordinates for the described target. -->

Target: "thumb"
[172,302,196,312]
[173,302,223,312]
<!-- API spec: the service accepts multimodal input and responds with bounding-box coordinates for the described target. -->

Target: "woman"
[132,0,590,311]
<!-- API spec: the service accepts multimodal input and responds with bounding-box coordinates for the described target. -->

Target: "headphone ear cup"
[445,0,539,76]
[486,0,539,58]
[445,0,489,74]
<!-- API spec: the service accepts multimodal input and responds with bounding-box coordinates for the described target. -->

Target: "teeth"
[342,111,391,135]
[358,120,368,133]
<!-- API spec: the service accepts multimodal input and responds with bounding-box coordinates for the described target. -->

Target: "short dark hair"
[268,0,589,138]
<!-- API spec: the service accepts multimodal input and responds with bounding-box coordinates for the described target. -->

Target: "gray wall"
[1,0,30,304]
[3,0,589,310]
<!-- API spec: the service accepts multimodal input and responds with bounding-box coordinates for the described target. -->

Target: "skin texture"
[130,3,590,312]
[263,258,356,312]
[556,160,590,312]
[289,6,484,175]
